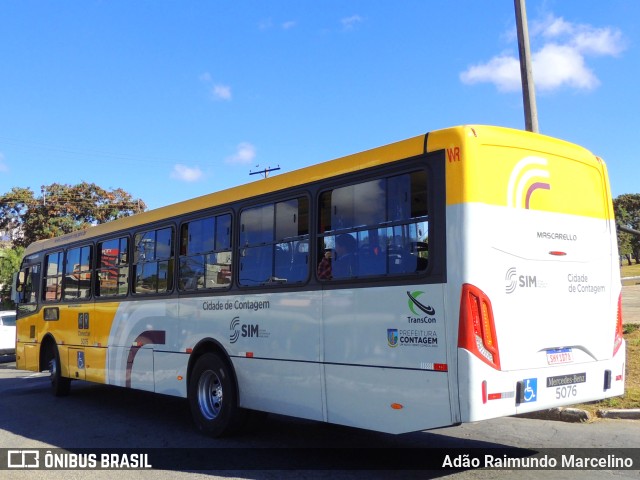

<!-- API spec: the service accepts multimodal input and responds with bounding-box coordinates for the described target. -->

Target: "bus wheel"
[48,345,71,397]
[188,353,244,437]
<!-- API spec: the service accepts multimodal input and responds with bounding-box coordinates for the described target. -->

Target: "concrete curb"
[517,407,590,423]
[518,407,640,423]
[597,409,640,420]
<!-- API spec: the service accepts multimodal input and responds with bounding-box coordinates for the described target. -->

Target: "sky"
[0,1,639,211]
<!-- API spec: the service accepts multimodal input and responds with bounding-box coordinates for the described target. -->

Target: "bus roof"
[23,125,600,257]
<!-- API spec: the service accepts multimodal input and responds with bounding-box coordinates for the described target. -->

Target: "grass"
[591,265,640,413]
[574,324,640,416]
[621,263,640,286]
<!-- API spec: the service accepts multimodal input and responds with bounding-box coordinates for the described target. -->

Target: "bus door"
[40,248,96,381]
[14,261,41,371]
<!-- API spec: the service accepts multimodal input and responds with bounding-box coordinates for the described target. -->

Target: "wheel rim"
[49,357,57,380]
[197,370,223,420]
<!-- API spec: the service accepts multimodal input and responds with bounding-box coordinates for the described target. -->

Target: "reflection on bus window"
[64,245,92,300]
[43,252,64,301]
[179,214,232,291]
[97,237,129,297]
[133,227,174,294]
[317,170,428,280]
[239,197,309,286]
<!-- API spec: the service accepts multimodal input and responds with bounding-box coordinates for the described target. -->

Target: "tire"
[48,345,71,397]
[188,353,245,437]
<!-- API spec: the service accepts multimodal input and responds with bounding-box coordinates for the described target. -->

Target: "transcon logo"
[507,156,551,209]
[407,291,436,316]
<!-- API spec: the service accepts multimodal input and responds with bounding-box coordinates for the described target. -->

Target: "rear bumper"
[458,342,626,422]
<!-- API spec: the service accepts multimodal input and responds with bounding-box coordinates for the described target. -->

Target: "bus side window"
[43,252,64,301]
[17,264,40,305]
[317,170,429,281]
[274,198,309,284]
[239,198,309,287]
[239,204,274,286]
[64,245,92,300]
[133,227,175,294]
[179,214,232,291]
[97,237,129,297]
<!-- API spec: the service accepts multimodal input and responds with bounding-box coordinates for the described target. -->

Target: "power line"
[0,135,182,166]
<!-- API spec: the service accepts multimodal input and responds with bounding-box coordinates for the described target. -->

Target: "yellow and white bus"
[14,125,625,436]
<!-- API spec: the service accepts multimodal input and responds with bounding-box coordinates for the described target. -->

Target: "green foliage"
[614,193,640,265]
[0,182,146,248]
[0,245,24,308]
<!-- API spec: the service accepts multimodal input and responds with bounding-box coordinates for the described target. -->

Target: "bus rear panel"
[435,126,625,422]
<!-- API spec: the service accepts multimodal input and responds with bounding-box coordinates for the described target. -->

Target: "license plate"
[546,348,574,365]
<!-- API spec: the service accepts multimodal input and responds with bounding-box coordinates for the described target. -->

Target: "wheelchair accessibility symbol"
[522,378,537,403]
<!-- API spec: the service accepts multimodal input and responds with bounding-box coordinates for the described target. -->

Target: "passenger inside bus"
[317,234,359,280]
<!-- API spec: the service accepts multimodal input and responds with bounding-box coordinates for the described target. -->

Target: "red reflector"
[434,363,448,371]
[246,352,254,358]
[482,380,487,404]
[186,348,193,354]
[614,293,624,356]
[390,403,404,410]
[616,375,623,381]
[488,393,502,400]
[549,251,566,256]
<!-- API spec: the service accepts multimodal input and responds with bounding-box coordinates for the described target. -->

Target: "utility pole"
[250,165,281,179]
[514,0,539,133]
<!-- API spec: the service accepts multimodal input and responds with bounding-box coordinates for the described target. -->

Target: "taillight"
[613,292,623,356]
[458,284,501,370]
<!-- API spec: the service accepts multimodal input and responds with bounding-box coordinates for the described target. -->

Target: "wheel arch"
[39,333,58,372]
[187,338,240,401]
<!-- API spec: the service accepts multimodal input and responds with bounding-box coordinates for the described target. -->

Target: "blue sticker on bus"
[522,378,537,403]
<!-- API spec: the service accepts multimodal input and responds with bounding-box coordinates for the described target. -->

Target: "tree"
[0,245,24,308]
[0,182,146,248]
[613,193,640,265]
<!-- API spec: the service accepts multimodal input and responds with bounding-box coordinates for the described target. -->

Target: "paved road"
[1,361,639,480]
[622,285,640,324]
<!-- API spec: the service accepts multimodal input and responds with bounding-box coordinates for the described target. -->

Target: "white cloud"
[259,18,296,31]
[572,27,625,56]
[341,15,363,30]
[199,72,232,101]
[460,55,522,92]
[212,84,232,101]
[460,14,625,93]
[225,143,256,165]
[171,164,203,182]
[259,18,274,30]
[534,15,574,38]
[534,43,598,91]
